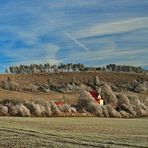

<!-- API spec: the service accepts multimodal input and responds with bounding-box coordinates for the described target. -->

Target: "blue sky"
[0,0,148,72]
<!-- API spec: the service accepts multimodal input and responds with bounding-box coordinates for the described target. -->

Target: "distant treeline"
[6,63,146,74]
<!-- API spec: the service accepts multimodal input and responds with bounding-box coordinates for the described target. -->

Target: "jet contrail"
[64,32,89,52]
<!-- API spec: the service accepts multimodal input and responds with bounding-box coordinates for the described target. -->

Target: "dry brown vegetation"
[0,71,148,87]
[0,99,79,117]
[76,86,148,118]
[0,71,148,118]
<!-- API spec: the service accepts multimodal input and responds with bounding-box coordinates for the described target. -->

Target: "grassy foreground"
[0,117,148,148]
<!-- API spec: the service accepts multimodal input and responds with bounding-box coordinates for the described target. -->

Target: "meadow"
[0,117,147,148]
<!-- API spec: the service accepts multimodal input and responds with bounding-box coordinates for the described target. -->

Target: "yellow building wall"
[100,99,104,105]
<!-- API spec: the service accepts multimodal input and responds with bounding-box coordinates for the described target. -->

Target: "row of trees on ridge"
[5,63,146,74]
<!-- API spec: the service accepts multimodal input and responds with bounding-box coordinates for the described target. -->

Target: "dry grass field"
[1,71,148,86]
[0,117,148,148]
[0,88,79,105]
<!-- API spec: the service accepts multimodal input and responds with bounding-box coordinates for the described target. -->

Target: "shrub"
[5,103,18,116]
[1,78,20,91]
[23,84,38,92]
[35,103,46,117]
[9,81,20,91]
[101,83,118,108]
[1,80,9,90]
[0,105,8,116]
[25,101,43,116]
[15,104,31,117]
[77,90,96,111]
[101,105,109,117]
[93,76,102,87]
[119,110,130,118]
[117,93,136,116]
[60,104,71,113]
[71,107,77,113]
[87,103,103,117]
[50,101,61,116]
[0,99,20,106]
[128,95,148,117]
[42,101,52,116]
[106,105,121,118]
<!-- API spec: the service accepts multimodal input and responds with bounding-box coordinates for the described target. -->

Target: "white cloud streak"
[63,45,148,67]
[64,32,90,52]
[75,17,148,38]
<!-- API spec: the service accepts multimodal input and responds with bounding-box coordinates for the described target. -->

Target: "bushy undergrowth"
[0,83,148,118]
[101,83,118,108]
[0,104,8,116]
[76,85,148,118]
[117,93,136,116]
[0,99,76,117]
[77,90,96,111]
[0,77,20,91]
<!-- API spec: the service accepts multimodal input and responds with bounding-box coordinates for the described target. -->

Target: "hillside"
[0,71,148,101]
[1,71,148,87]
[0,71,148,118]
